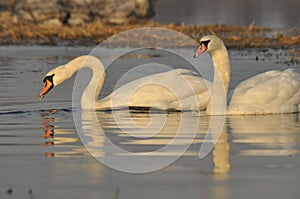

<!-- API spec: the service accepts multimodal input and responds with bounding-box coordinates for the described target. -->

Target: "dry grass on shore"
[0,20,299,49]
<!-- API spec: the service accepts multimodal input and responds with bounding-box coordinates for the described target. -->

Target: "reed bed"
[0,20,299,49]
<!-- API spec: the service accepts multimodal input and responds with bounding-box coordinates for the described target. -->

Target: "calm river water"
[0,46,300,199]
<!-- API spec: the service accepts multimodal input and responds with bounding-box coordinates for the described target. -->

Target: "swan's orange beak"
[193,43,207,58]
[39,79,53,98]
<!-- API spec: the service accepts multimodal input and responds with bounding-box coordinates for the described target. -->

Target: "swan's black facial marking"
[40,74,55,98]
[194,39,211,58]
[200,40,210,48]
[43,74,55,84]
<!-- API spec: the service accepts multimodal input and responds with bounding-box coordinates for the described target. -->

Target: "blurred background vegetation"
[0,0,299,47]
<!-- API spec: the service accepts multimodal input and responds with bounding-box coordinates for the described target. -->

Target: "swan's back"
[228,69,300,114]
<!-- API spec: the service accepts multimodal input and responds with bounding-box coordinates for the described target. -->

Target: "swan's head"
[39,65,70,98]
[194,35,225,58]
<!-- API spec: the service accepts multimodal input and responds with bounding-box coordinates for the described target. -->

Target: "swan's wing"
[99,69,211,110]
[175,69,212,93]
[175,69,211,110]
[229,69,300,114]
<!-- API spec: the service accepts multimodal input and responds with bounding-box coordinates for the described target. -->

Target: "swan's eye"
[200,40,210,48]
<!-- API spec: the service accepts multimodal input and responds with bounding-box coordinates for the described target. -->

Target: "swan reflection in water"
[41,109,300,174]
[228,114,300,156]
[40,110,85,157]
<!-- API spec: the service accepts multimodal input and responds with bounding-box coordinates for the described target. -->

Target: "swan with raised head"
[39,55,210,110]
[194,35,300,115]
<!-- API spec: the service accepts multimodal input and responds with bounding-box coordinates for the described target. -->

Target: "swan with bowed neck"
[39,55,210,110]
[194,35,300,115]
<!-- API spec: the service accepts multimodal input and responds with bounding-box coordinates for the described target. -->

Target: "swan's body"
[228,69,300,114]
[98,68,210,110]
[194,35,300,115]
[40,55,210,110]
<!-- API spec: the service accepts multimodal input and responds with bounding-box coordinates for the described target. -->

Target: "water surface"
[0,46,300,199]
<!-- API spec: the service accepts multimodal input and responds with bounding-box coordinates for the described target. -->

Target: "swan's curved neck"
[207,46,231,114]
[211,49,230,93]
[66,56,105,110]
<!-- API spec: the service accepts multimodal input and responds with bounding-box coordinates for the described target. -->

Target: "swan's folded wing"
[98,69,211,110]
[229,69,300,114]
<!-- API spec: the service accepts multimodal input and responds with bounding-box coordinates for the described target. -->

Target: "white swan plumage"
[39,55,210,110]
[194,35,300,115]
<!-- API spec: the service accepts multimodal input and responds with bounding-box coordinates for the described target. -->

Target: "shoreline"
[0,21,299,49]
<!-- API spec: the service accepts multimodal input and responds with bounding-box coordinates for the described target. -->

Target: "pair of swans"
[39,35,300,115]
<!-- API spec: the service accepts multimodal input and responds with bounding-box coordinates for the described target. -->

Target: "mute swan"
[194,35,300,115]
[39,55,210,110]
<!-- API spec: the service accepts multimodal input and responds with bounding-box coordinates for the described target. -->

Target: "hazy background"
[153,0,300,28]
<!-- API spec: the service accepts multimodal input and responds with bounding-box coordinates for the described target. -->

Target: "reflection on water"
[213,127,231,174]
[229,114,300,156]
[82,110,202,153]
[3,109,298,199]
[40,110,87,158]
[36,108,300,174]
